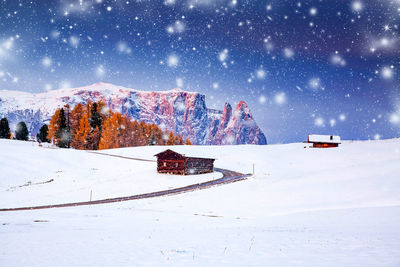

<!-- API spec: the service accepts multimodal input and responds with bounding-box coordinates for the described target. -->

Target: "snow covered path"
[88,150,157,162]
[0,167,249,212]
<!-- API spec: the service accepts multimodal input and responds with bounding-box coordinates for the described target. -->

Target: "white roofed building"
[307,134,341,148]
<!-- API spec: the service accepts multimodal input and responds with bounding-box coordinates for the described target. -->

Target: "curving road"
[0,151,251,212]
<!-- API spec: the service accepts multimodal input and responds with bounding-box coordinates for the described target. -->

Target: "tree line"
[0,118,33,141]
[0,117,62,143]
[47,101,192,150]
[0,101,193,149]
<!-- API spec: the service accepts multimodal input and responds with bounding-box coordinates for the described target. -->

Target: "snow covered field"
[0,140,222,208]
[1,139,400,266]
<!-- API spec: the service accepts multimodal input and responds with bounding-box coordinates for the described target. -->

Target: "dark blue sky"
[0,0,399,143]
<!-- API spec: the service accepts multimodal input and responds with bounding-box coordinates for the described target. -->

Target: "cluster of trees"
[0,118,30,141]
[48,101,192,150]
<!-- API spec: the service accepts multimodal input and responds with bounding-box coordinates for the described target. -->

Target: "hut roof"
[308,134,341,144]
[154,149,216,160]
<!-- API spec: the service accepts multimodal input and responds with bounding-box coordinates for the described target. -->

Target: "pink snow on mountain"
[0,82,267,145]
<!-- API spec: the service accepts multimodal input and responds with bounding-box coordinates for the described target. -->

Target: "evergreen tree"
[15,121,29,141]
[37,124,50,143]
[64,104,71,148]
[85,102,104,150]
[87,126,101,150]
[148,133,156,145]
[0,118,11,139]
[55,108,70,148]
[148,124,163,145]
[89,102,102,131]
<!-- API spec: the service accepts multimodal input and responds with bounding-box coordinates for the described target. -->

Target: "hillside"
[0,82,267,145]
[1,139,400,266]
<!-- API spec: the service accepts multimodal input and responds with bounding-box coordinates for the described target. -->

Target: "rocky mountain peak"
[0,83,267,145]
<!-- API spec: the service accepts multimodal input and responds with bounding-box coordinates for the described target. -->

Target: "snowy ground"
[0,140,222,208]
[1,139,400,266]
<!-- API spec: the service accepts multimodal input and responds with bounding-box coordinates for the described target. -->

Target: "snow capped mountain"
[0,82,267,145]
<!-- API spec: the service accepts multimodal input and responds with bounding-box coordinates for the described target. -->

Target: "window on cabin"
[330,135,333,140]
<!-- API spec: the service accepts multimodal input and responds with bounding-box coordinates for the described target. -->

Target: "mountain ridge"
[0,82,267,145]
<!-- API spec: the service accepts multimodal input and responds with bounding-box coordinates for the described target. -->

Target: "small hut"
[307,134,341,148]
[154,149,215,175]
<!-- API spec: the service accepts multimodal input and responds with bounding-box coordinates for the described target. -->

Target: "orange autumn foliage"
[71,108,91,149]
[99,112,127,149]
[47,108,61,143]
[70,103,84,136]
[165,132,176,145]
[49,101,193,150]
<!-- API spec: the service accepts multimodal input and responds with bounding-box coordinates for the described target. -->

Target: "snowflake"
[274,92,286,105]
[351,1,363,12]
[259,95,267,104]
[42,56,52,67]
[283,47,294,59]
[330,54,346,66]
[390,113,400,125]
[308,77,321,90]
[116,41,132,54]
[176,77,184,88]
[164,0,176,5]
[167,54,179,68]
[374,134,381,140]
[309,7,318,16]
[175,101,186,112]
[381,66,394,80]
[255,68,266,79]
[218,49,228,62]
[0,37,15,57]
[59,81,71,89]
[69,36,80,48]
[44,83,53,91]
[96,65,106,77]
[314,117,325,127]
[166,20,186,34]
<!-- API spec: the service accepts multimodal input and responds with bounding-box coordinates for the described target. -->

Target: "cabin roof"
[308,134,341,144]
[154,149,216,160]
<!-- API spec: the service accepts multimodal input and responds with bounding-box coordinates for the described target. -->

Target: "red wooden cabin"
[307,134,341,148]
[154,149,215,175]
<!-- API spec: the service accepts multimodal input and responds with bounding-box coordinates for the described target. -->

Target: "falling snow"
[167,54,179,68]
[0,0,398,143]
